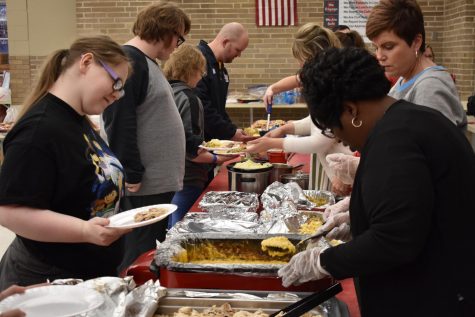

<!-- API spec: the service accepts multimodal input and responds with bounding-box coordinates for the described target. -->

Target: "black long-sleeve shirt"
[321,100,475,316]
[194,40,236,140]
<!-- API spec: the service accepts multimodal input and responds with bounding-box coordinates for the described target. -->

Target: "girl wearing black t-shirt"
[0,35,131,289]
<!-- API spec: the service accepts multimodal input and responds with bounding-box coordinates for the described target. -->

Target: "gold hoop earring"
[352,117,362,128]
[415,50,419,58]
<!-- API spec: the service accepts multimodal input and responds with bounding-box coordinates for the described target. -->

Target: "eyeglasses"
[321,128,336,139]
[310,115,336,139]
[174,31,185,47]
[98,60,125,99]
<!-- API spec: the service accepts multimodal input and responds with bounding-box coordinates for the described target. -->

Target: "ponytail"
[17,35,128,121]
[18,49,70,120]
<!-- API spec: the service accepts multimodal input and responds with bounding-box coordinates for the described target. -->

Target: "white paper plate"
[213,149,245,156]
[0,285,104,317]
[199,140,240,151]
[106,203,177,229]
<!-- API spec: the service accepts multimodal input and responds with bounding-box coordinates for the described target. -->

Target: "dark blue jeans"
[168,185,203,229]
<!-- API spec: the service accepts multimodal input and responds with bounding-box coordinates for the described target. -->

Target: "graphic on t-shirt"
[83,133,124,218]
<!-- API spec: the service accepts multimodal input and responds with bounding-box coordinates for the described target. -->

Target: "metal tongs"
[269,283,343,317]
[265,102,272,131]
[295,229,330,251]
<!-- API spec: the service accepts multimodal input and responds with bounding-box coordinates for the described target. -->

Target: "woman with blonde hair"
[263,22,341,106]
[246,23,352,192]
[0,35,131,288]
[163,44,237,227]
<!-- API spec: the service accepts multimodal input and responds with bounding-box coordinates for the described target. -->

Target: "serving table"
[191,154,360,317]
[124,153,361,317]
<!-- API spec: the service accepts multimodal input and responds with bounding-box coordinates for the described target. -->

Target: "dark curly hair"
[300,47,391,132]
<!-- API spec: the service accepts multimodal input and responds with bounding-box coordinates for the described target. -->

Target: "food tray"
[154,233,334,293]
[301,190,336,211]
[156,233,318,273]
[154,289,349,317]
[198,191,259,213]
[157,267,335,293]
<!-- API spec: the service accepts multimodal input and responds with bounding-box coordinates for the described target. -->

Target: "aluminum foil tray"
[299,190,336,210]
[198,191,259,214]
[155,232,329,275]
[154,289,349,317]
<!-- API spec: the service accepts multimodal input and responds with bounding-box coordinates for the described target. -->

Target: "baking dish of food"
[154,233,334,292]
[154,288,349,317]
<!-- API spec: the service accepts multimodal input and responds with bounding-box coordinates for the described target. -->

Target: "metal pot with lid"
[280,170,310,189]
[269,163,304,184]
[227,161,274,195]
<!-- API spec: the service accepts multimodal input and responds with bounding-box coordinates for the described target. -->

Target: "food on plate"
[299,217,323,234]
[251,119,286,130]
[302,190,335,207]
[156,303,322,317]
[203,139,234,148]
[134,207,168,222]
[305,195,329,207]
[261,236,296,257]
[243,127,260,137]
[172,239,293,264]
[215,145,246,155]
[233,160,272,170]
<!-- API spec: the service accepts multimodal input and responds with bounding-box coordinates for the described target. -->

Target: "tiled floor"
[0,225,14,257]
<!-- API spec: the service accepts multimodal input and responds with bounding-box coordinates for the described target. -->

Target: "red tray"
[123,249,335,292]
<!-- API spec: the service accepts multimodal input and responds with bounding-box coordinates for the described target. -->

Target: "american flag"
[256,0,298,27]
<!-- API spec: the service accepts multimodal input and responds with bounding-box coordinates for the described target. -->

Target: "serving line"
[188,153,361,317]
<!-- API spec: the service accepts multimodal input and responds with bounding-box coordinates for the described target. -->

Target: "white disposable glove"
[316,211,351,242]
[278,247,329,287]
[326,153,360,185]
[322,196,350,221]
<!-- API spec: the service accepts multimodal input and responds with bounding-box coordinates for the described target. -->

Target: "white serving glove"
[322,196,350,221]
[316,211,351,242]
[326,153,360,185]
[278,247,329,287]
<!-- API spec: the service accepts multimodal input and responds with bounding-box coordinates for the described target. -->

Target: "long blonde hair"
[292,23,341,62]
[19,35,129,120]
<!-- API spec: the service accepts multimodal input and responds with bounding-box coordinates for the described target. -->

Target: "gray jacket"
[389,66,467,130]
[171,80,210,188]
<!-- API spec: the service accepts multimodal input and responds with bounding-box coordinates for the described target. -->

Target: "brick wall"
[9,1,475,107]
[75,0,474,100]
[8,55,45,105]
[8,56,30,105]
[441,0,475,99]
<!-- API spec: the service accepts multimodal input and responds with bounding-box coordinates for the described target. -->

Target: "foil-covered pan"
[198,191,259,214]
[299,190,336,210]
[154,289,349,317]
[154,232,330,275]
[167,212,260,236]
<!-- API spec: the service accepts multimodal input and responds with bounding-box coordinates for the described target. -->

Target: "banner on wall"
[323,0,378,42]
[256,0,298,27]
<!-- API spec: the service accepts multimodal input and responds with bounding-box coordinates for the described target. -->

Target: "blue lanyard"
[395,65,446,93]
